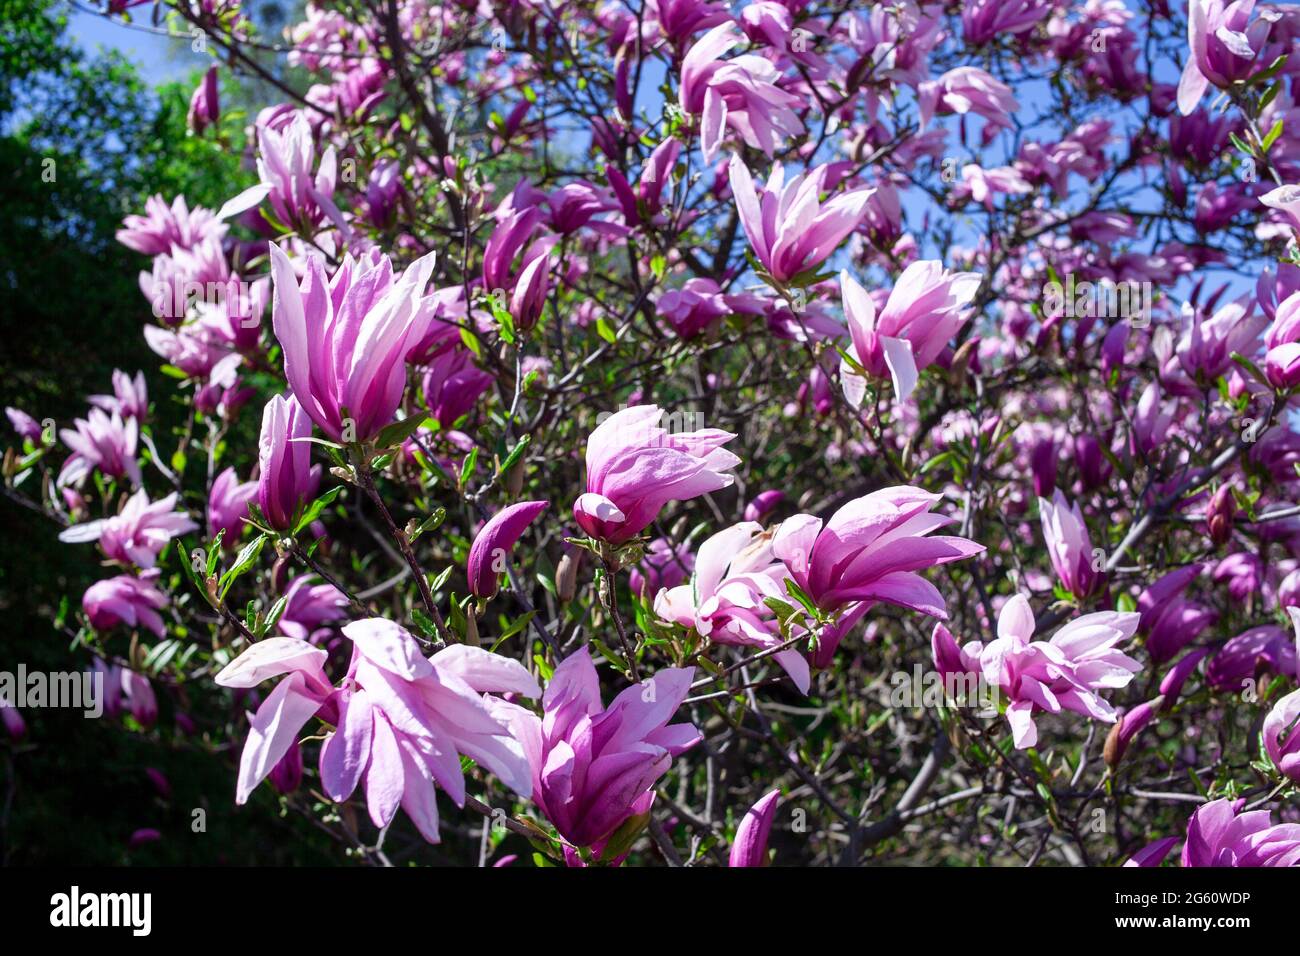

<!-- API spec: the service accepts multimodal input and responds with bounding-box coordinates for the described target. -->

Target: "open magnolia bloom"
[216,621,540,844]
[933,594,1142,749]
[654,521,810,692]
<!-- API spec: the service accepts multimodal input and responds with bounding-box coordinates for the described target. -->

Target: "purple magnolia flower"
[6,406,42,443]
[0,699,26,741]
[1263,291,1300,389]
[88,369,148,421]
[729,789,781,867]
[1104,698,1162,768]
[1264,689,1300,783]
[364,158,403,230]
[1160,646,1211,706]
[116,194,224,256]
[57,407,141,488]
[188,64,220,134]
[100,666,158,728]
[1040,490,1105,600]
[933,594,1142,749]
[656,278,763,339]
[962,0,1049,45]
[256,111,337,230]
[1261,608,1300,783]
[918,67,1018,142]
[1176,298,1266,382]
[771,487,984,619]
[1127,799,1300,867]
[1207,625,1296,690]
[421,347,492,428]
[1260,184,1300,234]
[518,649,700,851]
[208,466,257,544]
[840,262,981,402]
[256,393,322,531]
[467,500,548,599]
[728,155,872,284]
[318,620,539,843]
[744,490,786,524]
[655,521,809,692]
[1137,565,1217,663]
[59,489,198,569]
[83,572,168,638]
[481,206,554,299]
[679,24,806,162]
[573,404,739,545]
[277,576,348,642]
[214,636,336,804]
[270,245,439,443]
[608,138,681,226]
[1177,0,1277,115]
[628,537,696,597]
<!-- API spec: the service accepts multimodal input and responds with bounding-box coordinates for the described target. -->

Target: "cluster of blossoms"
[8,0,1300,867]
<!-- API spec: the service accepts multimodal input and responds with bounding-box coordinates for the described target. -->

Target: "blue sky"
[68,4,208,84]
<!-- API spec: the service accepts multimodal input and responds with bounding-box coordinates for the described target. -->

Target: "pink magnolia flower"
[83,572,168,638]
[256,393,323,531]
[59,489,198,569]
[656,277,764,339]
[962,0,1049,45]
[6,406,42,442]
[1207,624,1297,689]
[744,490,786,523]
[0,699,25,741]
[188,64,220,134]
[1177,0,1277,115]
[208,466,257,544]
[933,594,1142,749]
[1040,490,1105,600]
[655,521,810,692]
[277,576,349,642]
[467,500,548,599]
[728,155,873,284]
[421,347,492,428]
[840,261,981,402]
[679,23,806,163]
[116,194,224,256]
[269,244,439,443]
[1127,799,1300,867]
[88,369,148,421]
[918,67,1019,142]
[256,111,338,230]
[771,487,984,619]
[573,404,739,545]
[1137,564,1217,663]
[1264,688,1300,783]
[608,137,681,226]
[1260,184,1300,233]
[1263,291,1300,388]
[214,636,336,804]
[729,788,781,867]
[518,649,700,851]
[57,407,141,488]
[1176,296,1267,383]
[92,659,156,725]
[318,620,539,843]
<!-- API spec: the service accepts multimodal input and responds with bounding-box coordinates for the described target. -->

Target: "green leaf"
[219,533,267,600]
[498,434,531,475]
[374,414,432,450]
[595,316,617,344]
[459,447,479,487]
[294,486,345,534]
